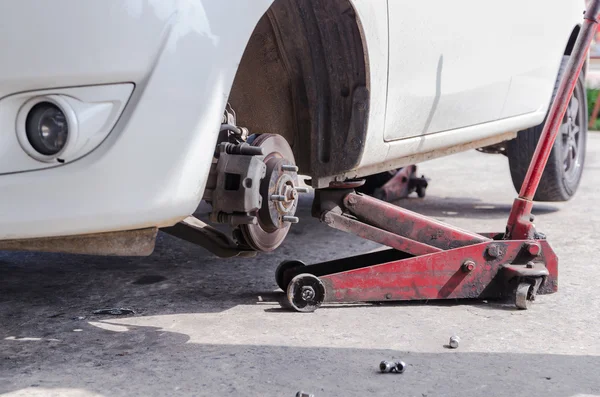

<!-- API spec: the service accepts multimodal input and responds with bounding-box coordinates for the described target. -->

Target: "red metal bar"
[320,240,558,303]
[322,212,442,256]
[344,193,489,250]
[507,0,600,239]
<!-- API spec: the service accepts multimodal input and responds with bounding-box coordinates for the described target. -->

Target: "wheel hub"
[261,159,300,232]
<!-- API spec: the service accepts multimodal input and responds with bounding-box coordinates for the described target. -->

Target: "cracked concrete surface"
[1,136,600,397]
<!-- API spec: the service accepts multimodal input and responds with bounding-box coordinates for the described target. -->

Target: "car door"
[383,1,521,141]
[499,1,581,118]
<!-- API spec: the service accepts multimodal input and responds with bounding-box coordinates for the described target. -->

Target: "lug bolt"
[448,336,460,349]
[282,164,299,172]
[526,243,541,257]
[295,187,310,194]
[379,360,406,374]
[283,216,300,224]
[271,194,286,202]
[462,261,476,273]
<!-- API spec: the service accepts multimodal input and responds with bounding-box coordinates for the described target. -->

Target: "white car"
[0,0,587,257]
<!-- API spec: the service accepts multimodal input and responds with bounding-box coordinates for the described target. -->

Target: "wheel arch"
[227,0,370,180]
[563,24,588,74]
[564,24,581,56]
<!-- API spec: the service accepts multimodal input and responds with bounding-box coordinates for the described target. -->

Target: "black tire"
[507,56,587,202]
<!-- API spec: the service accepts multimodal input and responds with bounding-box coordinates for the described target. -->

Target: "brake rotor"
[239,134,300,252]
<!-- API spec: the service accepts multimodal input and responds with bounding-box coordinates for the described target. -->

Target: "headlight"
[12,84,133,168]
[16,95,79,163]
[25,102,69,156]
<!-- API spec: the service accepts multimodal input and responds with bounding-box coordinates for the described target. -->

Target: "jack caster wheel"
[514,278,542,310]
[275,260,306,291]
[286,273,325,313]
[515,282,532,310]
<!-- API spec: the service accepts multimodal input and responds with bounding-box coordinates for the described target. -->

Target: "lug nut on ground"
[296,392,314,397]
[448,336,460,349]
[379,360,406,374]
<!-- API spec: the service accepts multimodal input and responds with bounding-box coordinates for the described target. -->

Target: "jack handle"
[506,0,600,240]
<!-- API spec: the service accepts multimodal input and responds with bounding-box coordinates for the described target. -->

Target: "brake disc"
[238,134,303,252]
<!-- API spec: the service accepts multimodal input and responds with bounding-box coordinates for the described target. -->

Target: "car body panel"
[385,1,512,141]
[352,0,582,178]
[499,2,582,118]
[383,0,580,142]
[0,0,584,240]
[0,0,273,239]
[347,0,391,174]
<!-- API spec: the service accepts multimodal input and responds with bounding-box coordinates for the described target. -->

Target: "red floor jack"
[276,1,600,312]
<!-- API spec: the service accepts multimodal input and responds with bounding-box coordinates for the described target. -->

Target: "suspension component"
[203,127,309,253]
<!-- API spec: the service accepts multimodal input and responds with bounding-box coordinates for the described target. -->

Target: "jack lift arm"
[276,2,600,312]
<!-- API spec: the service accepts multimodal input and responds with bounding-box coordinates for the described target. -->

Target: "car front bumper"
[0,0,272,240]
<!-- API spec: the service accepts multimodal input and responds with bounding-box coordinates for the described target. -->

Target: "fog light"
[25,102,69,155]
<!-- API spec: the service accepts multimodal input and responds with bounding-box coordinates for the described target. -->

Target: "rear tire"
[507,56,587,202]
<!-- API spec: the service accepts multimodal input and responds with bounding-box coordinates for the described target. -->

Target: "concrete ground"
[2,136,600,397]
